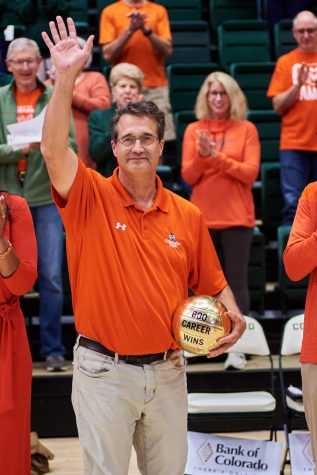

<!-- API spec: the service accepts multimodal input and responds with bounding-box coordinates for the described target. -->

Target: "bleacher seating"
[1,4,25,37]
[260,163,283,240]
[218,20,271,71]
[167,63,220,112]
[156,0,203,21]
[209,0,259,30]
[67,0,89,36]
[249,227,266,314]
[247,110,281,163]
[274,19,296,58]
[230,62,275,109]
[166,21,211,64]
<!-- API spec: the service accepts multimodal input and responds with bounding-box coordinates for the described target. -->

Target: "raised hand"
[42,16,94,79]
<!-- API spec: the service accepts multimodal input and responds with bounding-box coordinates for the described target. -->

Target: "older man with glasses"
[0,37,77,371]
[267,10,317,224]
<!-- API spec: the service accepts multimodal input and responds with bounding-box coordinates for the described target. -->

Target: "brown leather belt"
[78,336,171,366]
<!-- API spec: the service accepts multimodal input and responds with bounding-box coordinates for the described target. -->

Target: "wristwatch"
[143,28,153,37]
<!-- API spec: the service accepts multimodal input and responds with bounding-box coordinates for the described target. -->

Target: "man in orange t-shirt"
[284,182,317,473]
[99,0,176,145]
[267,10,317,224]
[41,18,246,474]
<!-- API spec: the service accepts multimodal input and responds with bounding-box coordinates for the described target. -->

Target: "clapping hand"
[127,10,147,32]
[42,16,94,80]
[196,130,217,158]
[297,62,309,87]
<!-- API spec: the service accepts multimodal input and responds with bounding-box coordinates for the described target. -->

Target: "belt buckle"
[120,352,166,366]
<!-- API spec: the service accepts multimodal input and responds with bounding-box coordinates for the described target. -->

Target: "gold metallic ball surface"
[172,295,231,355]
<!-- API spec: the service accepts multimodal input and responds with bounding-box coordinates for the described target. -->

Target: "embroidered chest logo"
[116,222,127,231]
[165,233,181,248]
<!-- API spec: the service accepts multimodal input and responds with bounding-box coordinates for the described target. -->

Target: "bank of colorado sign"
[186,432,282,475]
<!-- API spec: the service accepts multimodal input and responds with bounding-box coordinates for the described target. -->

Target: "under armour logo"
[116,222,127,231]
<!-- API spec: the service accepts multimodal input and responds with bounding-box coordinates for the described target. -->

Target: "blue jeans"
[280,150,317,224]
[31,203,64,357]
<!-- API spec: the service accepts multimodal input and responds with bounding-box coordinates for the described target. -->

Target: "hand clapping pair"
[196,130,218,158]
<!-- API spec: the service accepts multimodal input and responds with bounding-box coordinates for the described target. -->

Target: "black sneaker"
[46,355,68,372]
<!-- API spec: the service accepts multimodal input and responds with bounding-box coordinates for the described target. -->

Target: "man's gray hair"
[6,37,41,60]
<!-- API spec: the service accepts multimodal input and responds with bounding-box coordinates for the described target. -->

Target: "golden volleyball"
[172,295,231,355]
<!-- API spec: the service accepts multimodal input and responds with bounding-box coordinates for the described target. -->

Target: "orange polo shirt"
[283,182,317,364]
[99,1,171,87]
[267,48,317,151]
[52,160,227,354]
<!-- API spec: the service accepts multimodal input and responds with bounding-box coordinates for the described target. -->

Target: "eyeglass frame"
[8,58,40,67]
[115,134,160,148]
[293,27,317,35]
[207,90,228,98]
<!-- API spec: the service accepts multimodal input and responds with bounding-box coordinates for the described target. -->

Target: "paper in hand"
[6,106,47,150]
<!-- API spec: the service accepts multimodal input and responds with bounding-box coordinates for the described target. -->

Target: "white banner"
[289,433,315,475]
[185,432,283,475]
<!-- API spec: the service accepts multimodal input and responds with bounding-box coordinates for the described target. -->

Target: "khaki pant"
[72,341,188,475]
[142,86,176,141]
[301,363,317,474]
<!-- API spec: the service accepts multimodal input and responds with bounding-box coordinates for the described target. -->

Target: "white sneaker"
[224,352,247,370]
[286,385,303,400]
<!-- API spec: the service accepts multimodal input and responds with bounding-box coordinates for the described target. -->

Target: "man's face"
[111,114,164,175]
[6,47,41,92]
[293,17,317,53]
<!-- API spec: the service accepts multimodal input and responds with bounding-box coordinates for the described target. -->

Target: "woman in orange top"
[0,192,37,475]
[182,71,260,320]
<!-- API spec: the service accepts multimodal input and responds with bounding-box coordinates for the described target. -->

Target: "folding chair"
[279,314,306,469]
[187,316,277,440]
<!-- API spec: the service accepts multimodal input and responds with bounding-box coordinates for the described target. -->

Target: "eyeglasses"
[294,28,317,35]
[116,134,159,147]
[9,58,38,66]
[208,91,228,98]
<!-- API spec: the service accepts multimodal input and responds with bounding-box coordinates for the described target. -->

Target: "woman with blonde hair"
[182,71,260,368]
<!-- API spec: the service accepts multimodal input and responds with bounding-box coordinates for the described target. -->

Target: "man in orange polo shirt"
[41,17,245,475]
[267,10,317,224]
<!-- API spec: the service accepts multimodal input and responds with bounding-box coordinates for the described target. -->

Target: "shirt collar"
[109,167,169,213]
